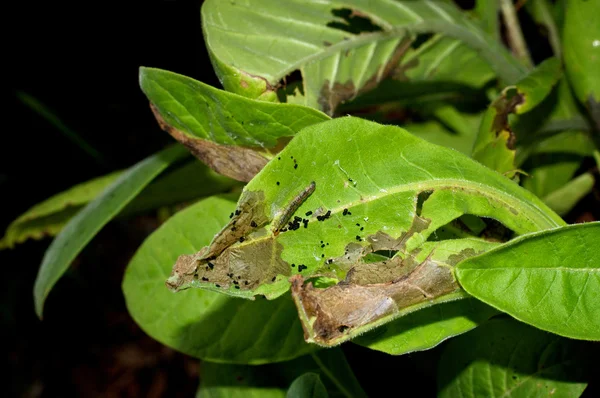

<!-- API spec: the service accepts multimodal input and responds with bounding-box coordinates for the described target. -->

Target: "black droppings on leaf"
[356,235,362,241]
[305,211,313,216]
[235,209,241,216]
[343,208,349,215]
[294,164,298,169]
[234,285,240,289]
[207,262,214,270]
[276,181,280,186]
[201,277,209,281]
[215,284,221,288]
[356,223,360,227]
[239,237,245,243]
[360,227,364,231]
[272,276,277,282]
[298,264,308,272]
[291,263,296,267]
[229,212,234,219]
[250,220,257,228]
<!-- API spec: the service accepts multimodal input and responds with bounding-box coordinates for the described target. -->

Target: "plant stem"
[500,0,533,68]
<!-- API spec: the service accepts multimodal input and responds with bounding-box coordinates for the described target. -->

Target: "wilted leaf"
[456,222,600,341]
[437,318,588,398]
[167,117,563,346]
[140,67,329,181]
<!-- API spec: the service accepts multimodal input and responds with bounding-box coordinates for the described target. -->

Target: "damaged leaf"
[168,117,563,346]
[472,57,562,177]
[139,67,329,181]
[456,222,600,341]
[123,196,316,363]
[202,0,526,114]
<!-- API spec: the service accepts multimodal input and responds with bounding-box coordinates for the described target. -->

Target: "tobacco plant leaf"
[167,117,563,346]
[139,67,329,181]
[437,318,589,398]
[34,144,189,318]
[123,196,316,364]
[456,222,600,341]
[1,160,236,249]
[472,57,562,177]
[562,0,600,119]
[353,296,498,355]
[287,374,328,398]
[202,0,525,113]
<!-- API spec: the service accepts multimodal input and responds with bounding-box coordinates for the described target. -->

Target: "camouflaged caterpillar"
[274,181,316,233]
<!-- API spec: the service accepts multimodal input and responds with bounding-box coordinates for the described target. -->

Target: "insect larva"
[274,181,316,234]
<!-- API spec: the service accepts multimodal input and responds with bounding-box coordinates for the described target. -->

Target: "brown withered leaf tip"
[150,104,268,182]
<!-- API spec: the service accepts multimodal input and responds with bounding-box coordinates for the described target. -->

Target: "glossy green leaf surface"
[456,222,600,340]
[167,117,563,346]
[203,0,525,112]
[0,171,121,249]
[123,196,316,364]
[437,318,588,398]
[287,374,328,398]
[562,0,600,109]
[140,67,329,148]
[354,297,498,355]
[34,144,189,318]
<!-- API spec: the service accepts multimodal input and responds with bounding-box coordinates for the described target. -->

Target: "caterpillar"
[274,181,316,234]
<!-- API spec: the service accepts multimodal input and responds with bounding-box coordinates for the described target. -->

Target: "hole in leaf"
[427,215,514,242]
[276,69,304,103]
[327,8,383,34]
[416,191,433,216]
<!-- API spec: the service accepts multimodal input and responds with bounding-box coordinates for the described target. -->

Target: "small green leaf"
[34,144,189,318]
[287,373,328,398]
[197,362,286,398]
[354,297,498,355]
[123,196,316,363]
[437,318,588,398]
[472,58,562,176]
[542,172,595,216]
[456,222,600,341]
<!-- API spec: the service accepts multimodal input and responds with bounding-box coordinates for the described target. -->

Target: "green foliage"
[22,0,600,396]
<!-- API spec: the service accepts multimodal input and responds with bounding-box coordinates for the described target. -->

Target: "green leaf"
[437,318,588,398]
[473,0,499,42]
[456,222,600,341]
[1,160,236,249]
[123,196,316,363]
[203,0,525,112]
[0,171,121,249]
[168,117,563,346]
[354,297,498,355]
[519,79,593,199]
[287,374,328,398]
[542,172,595,216]
[562,0,600,111]
[139,67,330,181]
[34,144,189,318]
[472,58,562,176]
[196,349,362,398]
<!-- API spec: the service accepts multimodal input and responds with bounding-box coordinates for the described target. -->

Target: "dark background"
[3,1,598,397]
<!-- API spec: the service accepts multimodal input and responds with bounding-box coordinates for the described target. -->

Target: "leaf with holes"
[166,117,563,347]
[123,196,316,363]
[456,222,600,341]
[139,67,329,181]
[437,318,588,398]
[202,0,525,114]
